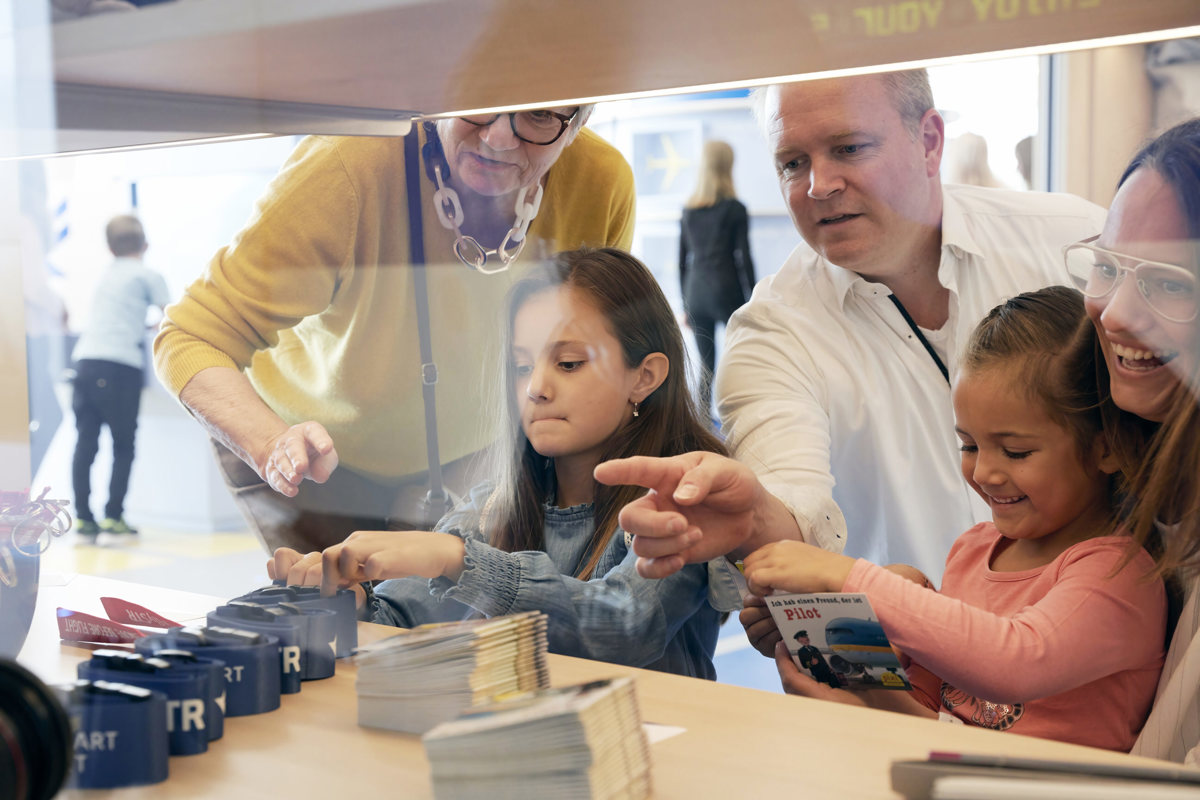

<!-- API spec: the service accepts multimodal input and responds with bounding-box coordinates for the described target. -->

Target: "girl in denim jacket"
[271,248,729,679]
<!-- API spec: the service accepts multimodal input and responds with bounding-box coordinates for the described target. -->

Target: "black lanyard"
[887,294,949,384]
[404,126,454,524]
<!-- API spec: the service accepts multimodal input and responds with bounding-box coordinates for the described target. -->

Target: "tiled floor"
[31,405,782,694]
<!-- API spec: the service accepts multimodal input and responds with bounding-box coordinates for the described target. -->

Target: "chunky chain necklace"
[421,122,543,274]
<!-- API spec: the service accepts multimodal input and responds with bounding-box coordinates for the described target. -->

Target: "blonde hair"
[684,140,737,209]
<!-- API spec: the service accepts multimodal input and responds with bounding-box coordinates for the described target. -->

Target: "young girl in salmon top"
[742,285,1166,751]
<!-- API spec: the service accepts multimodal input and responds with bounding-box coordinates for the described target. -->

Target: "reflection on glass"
[931,56,1041,191]
[20,49,1199,581]
[943,131,1006,189]
[143,105,635,557]
[51,0,174,23]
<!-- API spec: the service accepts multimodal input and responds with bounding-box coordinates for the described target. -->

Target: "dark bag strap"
[404,127,454,525]
[887,294,949,384]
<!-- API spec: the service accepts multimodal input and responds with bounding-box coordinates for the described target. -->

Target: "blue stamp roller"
[137,649,225,742]
[136,626,281,716]
[239,583,358,657]
[78,650,211,756]
[207,601,337,690]
[55,680,169,789]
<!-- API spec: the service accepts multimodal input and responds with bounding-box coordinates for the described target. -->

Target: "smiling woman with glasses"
[1062,116,1200,766]
[1065,234,1198,323]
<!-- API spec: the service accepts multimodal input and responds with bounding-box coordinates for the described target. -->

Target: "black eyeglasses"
[460,109,578,146]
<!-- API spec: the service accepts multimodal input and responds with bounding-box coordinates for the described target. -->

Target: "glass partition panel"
[18,44,1174,545]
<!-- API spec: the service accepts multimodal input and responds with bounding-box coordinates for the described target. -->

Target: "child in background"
[741,286,1166,751]
[270,248,728,679]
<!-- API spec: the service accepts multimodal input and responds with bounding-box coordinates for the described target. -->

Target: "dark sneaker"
[75,518,100,535]
[100,518,138,535]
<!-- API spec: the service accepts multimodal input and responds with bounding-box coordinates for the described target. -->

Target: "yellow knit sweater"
[154,129,635,480]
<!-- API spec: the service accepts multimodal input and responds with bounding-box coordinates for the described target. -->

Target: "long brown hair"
[1109,118,1200,575]
[1115,377,1196,573]
[488,248,727,579]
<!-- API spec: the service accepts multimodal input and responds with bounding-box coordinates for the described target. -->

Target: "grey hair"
[750,69,934,139]
[749,86,769,135]
[569,103,596,135]
[878,69,934,135]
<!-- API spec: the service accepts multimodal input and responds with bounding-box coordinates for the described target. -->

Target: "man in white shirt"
[596,70,1106,588]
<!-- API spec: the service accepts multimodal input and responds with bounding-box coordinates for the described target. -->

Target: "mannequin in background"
[943,132,1005,189]
[1015,135,1034,190]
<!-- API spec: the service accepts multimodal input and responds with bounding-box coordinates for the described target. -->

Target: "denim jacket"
[372,482,720,679]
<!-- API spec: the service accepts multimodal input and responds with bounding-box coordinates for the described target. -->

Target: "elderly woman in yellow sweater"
[154,108,635,553]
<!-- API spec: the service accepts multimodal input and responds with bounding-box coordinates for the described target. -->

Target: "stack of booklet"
[422,677,651,800]
[891,752,1200,799]
[354,612,550,734]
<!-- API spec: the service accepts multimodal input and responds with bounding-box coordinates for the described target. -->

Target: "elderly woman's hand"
[260,421,339,497]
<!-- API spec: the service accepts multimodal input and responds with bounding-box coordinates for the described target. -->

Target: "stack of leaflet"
[355,612,550,734]
[422,677,651,800]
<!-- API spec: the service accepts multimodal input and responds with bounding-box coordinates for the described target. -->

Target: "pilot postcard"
[765,593,912,691]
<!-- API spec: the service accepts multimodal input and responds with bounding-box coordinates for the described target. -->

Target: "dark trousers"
[71,359,143,521]
[689,311,719,416]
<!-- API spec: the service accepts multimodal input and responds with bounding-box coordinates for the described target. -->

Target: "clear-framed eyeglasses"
[1063,235,1198,323]
[460,109,578,146]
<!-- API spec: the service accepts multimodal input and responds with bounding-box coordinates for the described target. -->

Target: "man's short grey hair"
[749,86,770,134]
[878,69,934,135]
[106,214,145,257]
[749,69,934,138]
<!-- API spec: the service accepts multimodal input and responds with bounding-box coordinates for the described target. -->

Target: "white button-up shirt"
[716,184,1108,582]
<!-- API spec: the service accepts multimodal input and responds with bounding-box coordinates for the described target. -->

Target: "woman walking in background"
[679,140,755,418]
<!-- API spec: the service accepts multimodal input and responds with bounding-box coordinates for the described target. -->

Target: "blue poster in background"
[631,126,702,201]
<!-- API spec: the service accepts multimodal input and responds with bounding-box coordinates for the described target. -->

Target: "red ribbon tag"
[100,597,182,629]
[56,608,146,644]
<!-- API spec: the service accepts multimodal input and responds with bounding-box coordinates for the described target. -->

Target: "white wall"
[1,0,55,493]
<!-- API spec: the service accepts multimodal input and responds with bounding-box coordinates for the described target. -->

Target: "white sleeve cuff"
[759,480,848,554]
